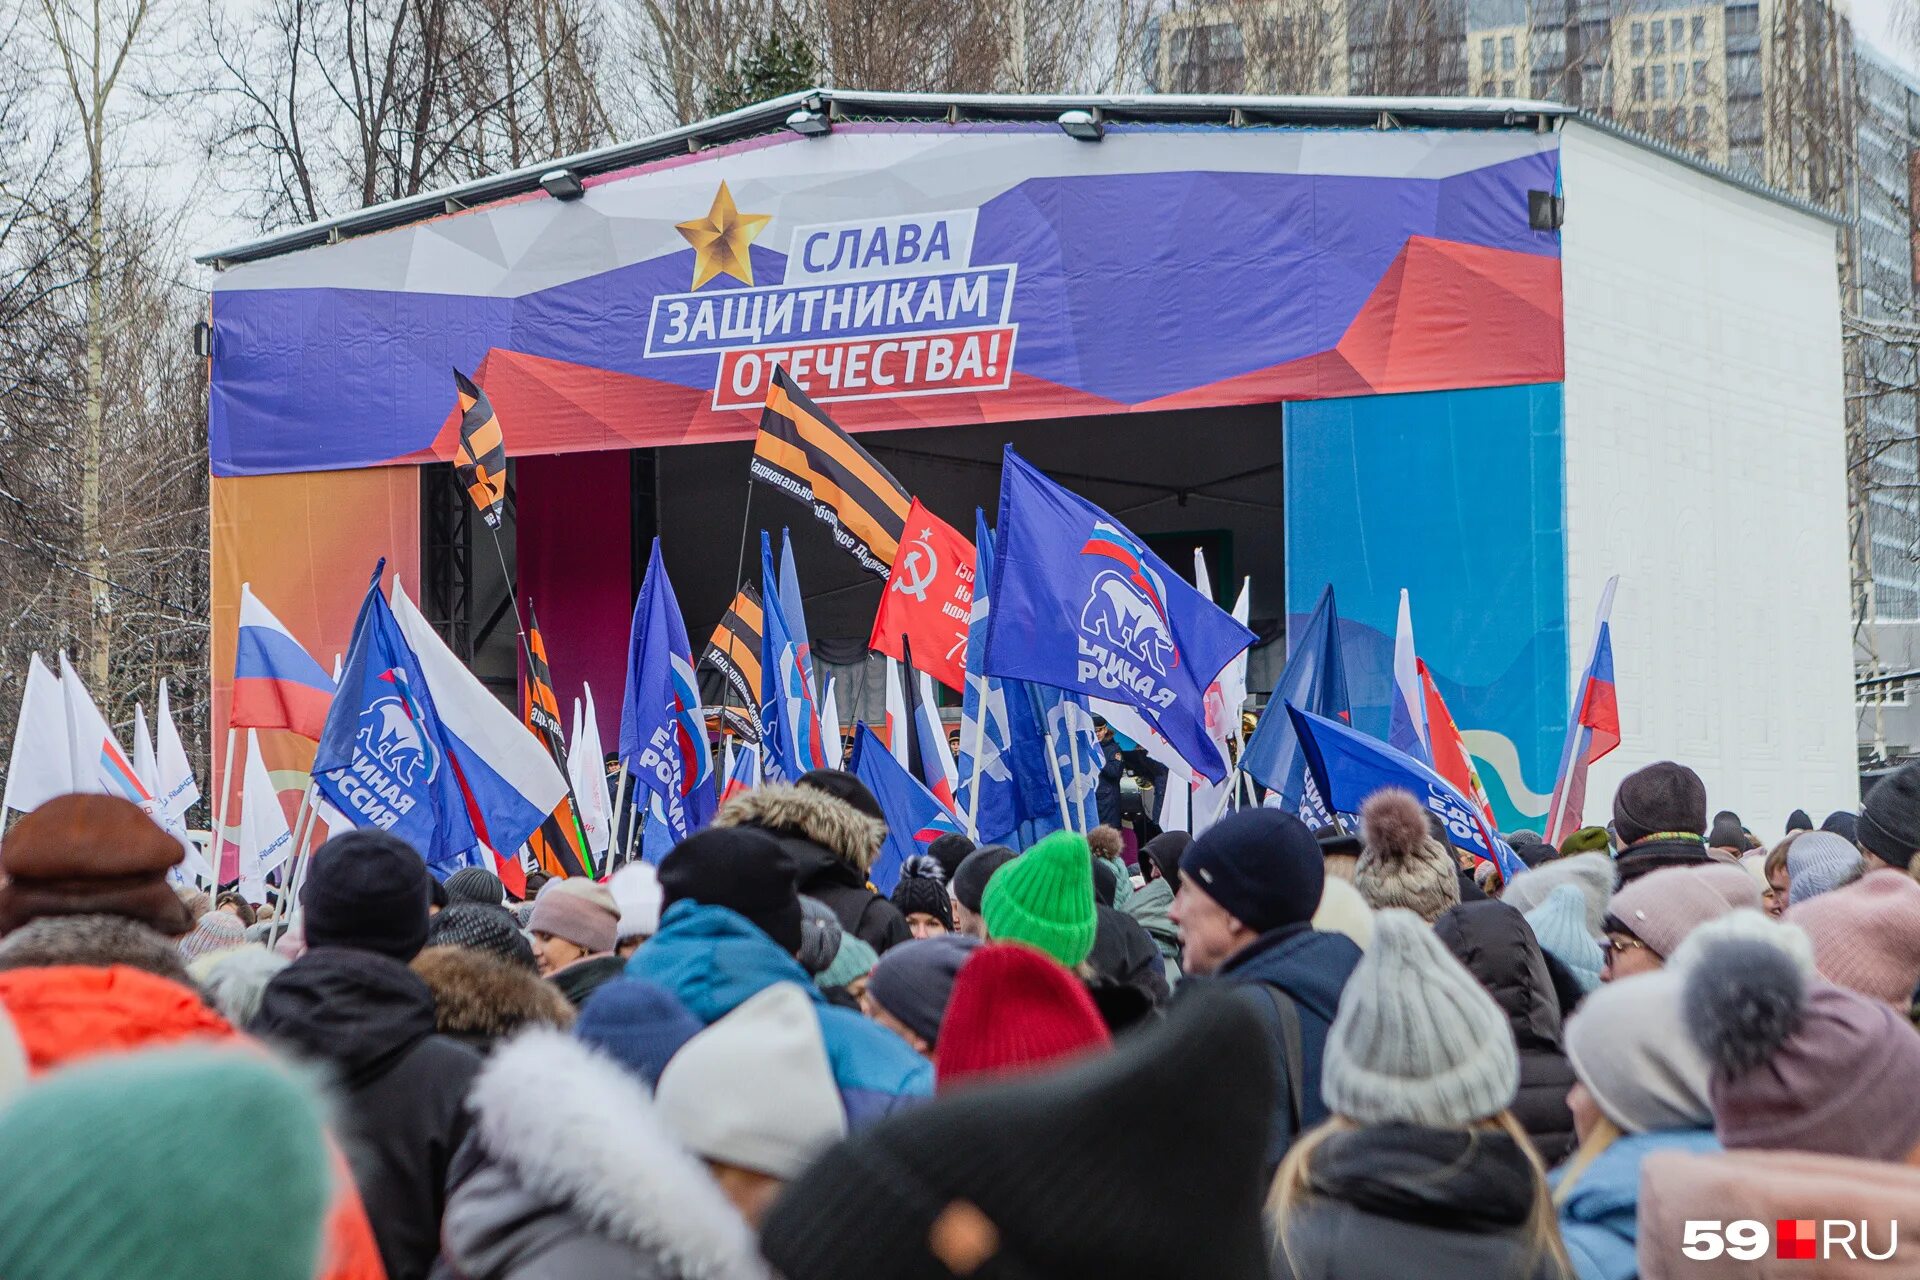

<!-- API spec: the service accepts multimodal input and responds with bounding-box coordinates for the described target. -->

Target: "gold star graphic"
[676,181,771,289]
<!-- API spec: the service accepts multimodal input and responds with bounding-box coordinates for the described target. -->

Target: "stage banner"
[209,126,1562,476]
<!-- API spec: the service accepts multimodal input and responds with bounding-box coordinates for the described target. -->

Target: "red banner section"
[714,327,1017,411]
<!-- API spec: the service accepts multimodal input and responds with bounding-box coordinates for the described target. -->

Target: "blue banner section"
[1284,384,1568,829]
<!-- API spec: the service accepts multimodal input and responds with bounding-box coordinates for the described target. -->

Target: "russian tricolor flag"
[232,584,336,740]
[1547,577,1622,845]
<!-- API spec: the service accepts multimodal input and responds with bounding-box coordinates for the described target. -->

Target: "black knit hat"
[444,866,505,907]
[301,831,431,961]
[1611,761,1708,845]
[1859,762,1920,869]
[926,833,976,885]
[1179,809,1324,933]
[796,769,884,821]
[1091,858,1118,907]
[891,856,954,932]
[429,877,449,910]
[658,826,804,954]
[1140,832,1189,891]
[425,902,536,970]
[951,845,1017,914]
[759,984,1274,1280]
[1786,809,1814,833]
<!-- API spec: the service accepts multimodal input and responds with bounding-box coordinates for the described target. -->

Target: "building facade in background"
[1154,0,1920,769]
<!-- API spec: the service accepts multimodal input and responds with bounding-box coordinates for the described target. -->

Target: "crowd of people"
[1,757,1918,1279]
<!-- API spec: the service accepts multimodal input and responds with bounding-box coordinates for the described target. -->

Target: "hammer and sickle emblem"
[892,536,939,603]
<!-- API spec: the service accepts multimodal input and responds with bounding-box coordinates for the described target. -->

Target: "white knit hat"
[1321,909,1519,1128]
[655,982,846,1180]
[1563,969,1711,1132]
[609,861,664,942]
[1501,852,1615,936]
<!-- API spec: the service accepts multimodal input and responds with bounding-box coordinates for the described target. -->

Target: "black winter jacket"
[1613,833,1714,885]
[1271,1124,1569,1280]
[711,782,910,953]
[1432,900,1577,1165]
[251,946,483,1280]
[1088,903,1171,1007]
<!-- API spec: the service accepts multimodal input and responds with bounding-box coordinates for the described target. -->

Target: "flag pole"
[267,779,318,950]
[963,694,988,840]
[1545,575,1619,843]
[1040,715,1073,833]
[211,727,239,895]
[611,763,634,867]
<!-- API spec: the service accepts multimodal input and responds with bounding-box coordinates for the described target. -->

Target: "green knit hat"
[982,831,1098,968]
[0,1047,331,1280]
[817,932,879,989]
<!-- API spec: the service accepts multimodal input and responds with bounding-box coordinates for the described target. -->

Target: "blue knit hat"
[1180,809,1325,934]
[574,978,704,1086]
[817,933,878,990]
[1786,831,1862,907]
[1524,883,1603,992]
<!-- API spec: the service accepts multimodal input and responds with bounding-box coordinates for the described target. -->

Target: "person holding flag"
[619,539,718,861]
[850,724,965,896]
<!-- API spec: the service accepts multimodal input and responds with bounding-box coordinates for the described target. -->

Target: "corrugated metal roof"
[193,87,1836,266]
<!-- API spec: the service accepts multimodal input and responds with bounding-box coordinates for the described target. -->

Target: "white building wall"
[1558,121,1855,835]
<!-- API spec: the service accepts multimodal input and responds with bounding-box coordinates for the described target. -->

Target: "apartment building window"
[1502,78,1515,94]
[1692,103,1709,140]
[1726,49,1759,95]
[1726,5,1759,36]
[1651,20,1666,53]
[1633,65,1647,100]
[1729,95,1762,143]
[1692,59,1707,93]
[1674,62,1685,95]
[1670,18,1684,48]
[1651,62,1667,98]
[1482,36,1496,71]
[1631,20,1645,54]
[1501,34,1515,69]
[1691,14,1706,48]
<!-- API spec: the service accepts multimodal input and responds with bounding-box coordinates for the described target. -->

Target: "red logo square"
[1776,1219,1817,1260]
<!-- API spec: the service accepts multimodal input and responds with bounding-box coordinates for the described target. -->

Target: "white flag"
[820,672,844,770]
[155,678,202,825]
[59,652,149,808]
[567,685,612,863]
[238,729,293,903]
[132,703,159,797]
[2,654,72,814]
[916,671,960,800]
[884,657,910,767]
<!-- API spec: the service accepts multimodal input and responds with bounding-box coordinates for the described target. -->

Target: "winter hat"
[867,934,981,1046]
[796,897,844,975]
[0,795,194,937]
[1354,789,1460,924]
[935,944,1111,1091]
[0,1047,330,1280]
[1667,908,1818,980]
[300,829,431,961]
[1612,761,1709,844]
[1525,883,1604,992]
[1822,810,1860,843]
[1310,875,1374,951]
[177,910,249,963]
[0,913,191,983]
[1860,761,1920,869]
[1322,909,1520,1128]
[951,844,1017,913]
[1140,831,1190,891]
[1607,865,1747,959]
[926,832,976,885]
[1558,825,1612,857]
[191,945,289,1027]
[763,983,1271,1280]
[981,831,1097,968]
[1692,862,1765,912]
[658,826,804,956]
[1788,869,1920,1007]
[1090,857,1119,909]
[1501,851,1615,937]
[574,977,704,1087]
[1179,808,1325,934]
[1785,831,1862,906]
[890,855,955,932]
[444,866,505,907]
[426,901,537,970]
[1564,970,1712,1132]
[795,768,884,821]
[656,983,846,1180]
[527,877,621,955]
[608,861,663,942]
[1787,808,1814,833]
[428,876,449,911]
[816,932,878,990]
[1708,811,1751,851]
[1684,936,1920,1162]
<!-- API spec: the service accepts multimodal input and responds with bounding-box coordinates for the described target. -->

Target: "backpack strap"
[1261,984,1306,1134]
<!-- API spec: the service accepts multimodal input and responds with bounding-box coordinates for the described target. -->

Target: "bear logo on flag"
[1080,571,1176,677]
[360,697,438,787]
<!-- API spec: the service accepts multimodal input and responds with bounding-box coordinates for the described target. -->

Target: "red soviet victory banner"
[868,498,976,693]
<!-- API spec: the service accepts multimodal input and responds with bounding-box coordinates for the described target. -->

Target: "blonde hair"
[1269,1113,1572,1278]
[1551,1114,1624,1205]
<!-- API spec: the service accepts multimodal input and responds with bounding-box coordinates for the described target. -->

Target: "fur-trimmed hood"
[410,944,573,1048]
[452,1028,767,1280]
[713,783,884,874]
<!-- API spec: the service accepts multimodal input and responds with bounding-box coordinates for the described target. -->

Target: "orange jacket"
[0,965,387,1280]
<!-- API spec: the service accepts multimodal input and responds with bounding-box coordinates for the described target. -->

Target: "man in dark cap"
[1858,761,1920,873]
[1610,760,1713,884]
[248,831,481,1280]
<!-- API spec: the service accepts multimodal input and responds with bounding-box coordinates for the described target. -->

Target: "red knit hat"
[1787,869,1920,1007]
[934,943,1110,1092]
